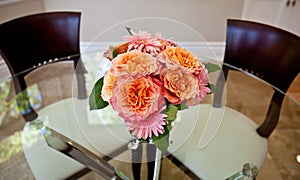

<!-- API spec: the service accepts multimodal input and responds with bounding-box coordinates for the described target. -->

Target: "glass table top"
[0,49,299,179]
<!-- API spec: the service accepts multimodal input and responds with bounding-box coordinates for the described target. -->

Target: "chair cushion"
[22,98,131,179]
[22,123,84,179]
[169,104,268,179]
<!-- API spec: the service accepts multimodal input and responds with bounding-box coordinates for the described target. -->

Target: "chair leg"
[132,144,143,180]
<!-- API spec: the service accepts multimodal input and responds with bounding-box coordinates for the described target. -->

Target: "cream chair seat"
[169,104,268,179]
[22,98,132,179]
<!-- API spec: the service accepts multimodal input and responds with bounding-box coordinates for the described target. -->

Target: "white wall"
[43,0,244,42]
[0,0,45,23]
[0,0,244,42]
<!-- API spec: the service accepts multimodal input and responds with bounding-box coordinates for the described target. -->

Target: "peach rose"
[101,71,115,102]
[110,76,165,120]
[157,46,203,73]
[111,50,160,76]
[160,68,200,105]
[186,68,211,106]
[109,75,167,139]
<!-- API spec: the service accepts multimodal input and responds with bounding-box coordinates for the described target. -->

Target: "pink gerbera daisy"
[125,105,167,140]
[124,30,162,56]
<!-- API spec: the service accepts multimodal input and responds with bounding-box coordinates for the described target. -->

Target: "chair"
[167,19,300,179]
[0,11,97,179]
[0,11,87,122]
[216,19,300,137]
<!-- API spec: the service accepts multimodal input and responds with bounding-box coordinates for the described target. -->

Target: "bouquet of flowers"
[89,27,219,152]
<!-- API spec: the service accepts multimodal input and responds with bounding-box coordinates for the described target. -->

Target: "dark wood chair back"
[214,19,300,137]
[0,11,86,121]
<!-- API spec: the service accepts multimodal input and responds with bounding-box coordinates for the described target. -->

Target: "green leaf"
[113,167,130,180]
[29,119,44,130]
[207,83,216,94]
[204,63,221,73]
[152,126,170,153]
[109,46,117,58]
[165,104,178,121]
[89,77,109,110]
[176,103,188,110]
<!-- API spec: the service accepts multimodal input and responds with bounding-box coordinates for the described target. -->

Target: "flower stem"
[125,27,133,36]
